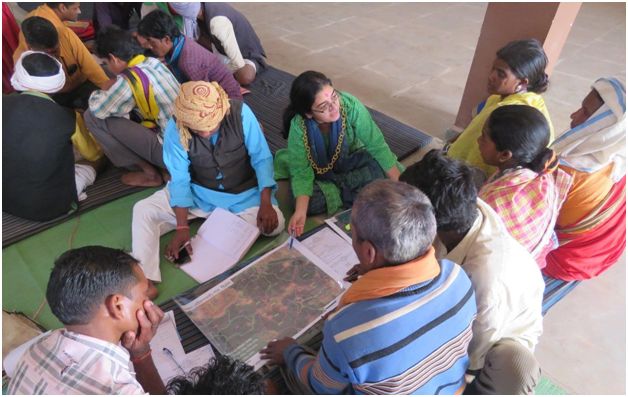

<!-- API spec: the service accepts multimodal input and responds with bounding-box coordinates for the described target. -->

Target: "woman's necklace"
[301,105,348,175]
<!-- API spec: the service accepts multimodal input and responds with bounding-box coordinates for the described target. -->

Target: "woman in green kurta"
[275,71,401,236]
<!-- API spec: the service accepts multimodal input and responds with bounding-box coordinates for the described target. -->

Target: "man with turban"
[14,4,113,110]
[131,81,285,294]
[3,51,98,221]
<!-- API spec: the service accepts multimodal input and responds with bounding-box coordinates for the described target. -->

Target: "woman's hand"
[289,196,310,237]
[386,165,401,181]
[288,210,306,237]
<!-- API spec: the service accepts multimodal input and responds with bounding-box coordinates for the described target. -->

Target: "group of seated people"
[3,2,626,395]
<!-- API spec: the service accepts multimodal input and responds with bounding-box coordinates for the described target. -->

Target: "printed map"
[182,245,342,363]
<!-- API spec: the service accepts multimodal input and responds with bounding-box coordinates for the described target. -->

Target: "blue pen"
[162,347,185,374]
[289,229,295,249]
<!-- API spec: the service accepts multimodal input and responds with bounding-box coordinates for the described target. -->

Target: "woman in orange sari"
[544,77,626,282]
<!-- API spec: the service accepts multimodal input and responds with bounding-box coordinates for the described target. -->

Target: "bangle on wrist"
[175,225,190,231]
[130,349,152,364]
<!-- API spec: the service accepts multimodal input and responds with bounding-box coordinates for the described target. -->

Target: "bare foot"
[121,172,163,187]
[147,280,159,300]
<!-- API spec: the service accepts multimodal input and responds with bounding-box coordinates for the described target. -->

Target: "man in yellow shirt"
[14,3,112,109]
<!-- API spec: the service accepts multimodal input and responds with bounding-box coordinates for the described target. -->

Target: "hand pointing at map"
[260,337,298,365]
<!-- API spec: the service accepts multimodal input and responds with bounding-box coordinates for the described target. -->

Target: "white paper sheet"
[180,238,237,283]
[302,227,359,287]
[149,311,215,383]
[180,207,260,283]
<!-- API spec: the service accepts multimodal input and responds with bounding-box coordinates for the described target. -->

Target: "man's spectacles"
[311,90,339,114]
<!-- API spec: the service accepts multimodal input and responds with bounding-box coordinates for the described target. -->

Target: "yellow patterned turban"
[174,81,231,150]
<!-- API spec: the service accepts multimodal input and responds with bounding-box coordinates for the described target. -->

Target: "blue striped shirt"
[284,259,477,394]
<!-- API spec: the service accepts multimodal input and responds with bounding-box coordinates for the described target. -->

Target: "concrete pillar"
[454,2,582,130]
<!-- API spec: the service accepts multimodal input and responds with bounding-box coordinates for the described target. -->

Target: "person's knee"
[132,197,161,223]
[476,339,541,395]
[234,64,256,86]
[263,206,286,237]
[83,110,104,135]
[83,109,96,127]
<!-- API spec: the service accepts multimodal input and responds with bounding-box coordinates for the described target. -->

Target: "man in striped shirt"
[85,26,180,188]
[7,246,166,395]
[261,180,477,394]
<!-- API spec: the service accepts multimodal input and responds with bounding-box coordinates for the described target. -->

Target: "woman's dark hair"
[137,10,181,40]
[95,25,144,62]
[486,105,554,173]
[400,149,480,234]
[282,70,333,138]
[21,16,59,50]
[22,53,61,77]
[166,355,264,394]
[497,39,549,94]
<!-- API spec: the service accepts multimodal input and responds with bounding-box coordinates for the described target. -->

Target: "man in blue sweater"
[261,179,477,394]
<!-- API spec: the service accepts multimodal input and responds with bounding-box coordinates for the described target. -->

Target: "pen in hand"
[288,229,295,250]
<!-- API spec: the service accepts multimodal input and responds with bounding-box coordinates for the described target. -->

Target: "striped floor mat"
[2,166,145,247]
[243,66,432,159]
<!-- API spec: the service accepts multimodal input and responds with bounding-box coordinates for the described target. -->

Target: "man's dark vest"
[187,100,258,194]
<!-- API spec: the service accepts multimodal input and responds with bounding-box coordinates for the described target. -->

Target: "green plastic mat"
[535,375,569,395]
[2,186,316,331]
[3,186,573,395]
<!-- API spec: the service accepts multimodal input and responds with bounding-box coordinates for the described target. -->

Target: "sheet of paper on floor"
[302,226,358,288]
[149,310,215,383]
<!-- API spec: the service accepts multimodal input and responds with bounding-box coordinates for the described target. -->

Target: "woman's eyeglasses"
[311,90,339,114]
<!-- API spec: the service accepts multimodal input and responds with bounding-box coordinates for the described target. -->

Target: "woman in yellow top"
[447,39,554,176]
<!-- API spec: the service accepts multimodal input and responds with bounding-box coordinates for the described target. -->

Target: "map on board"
[325,209,353,244]
[178,241,343,366]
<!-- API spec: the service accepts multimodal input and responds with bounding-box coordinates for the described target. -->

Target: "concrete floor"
[231,2,627,394]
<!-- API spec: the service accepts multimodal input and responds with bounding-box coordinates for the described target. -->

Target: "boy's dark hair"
[496,38,549,94]
[22,53,61,77]
[21,16,59,50]
[46,3,77,9]
[166,355,265,394]
[46,246,140,325]
[95,25,144,62]
[486,105,553,173]
[137,10,181,41]
[400,149,479,234]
